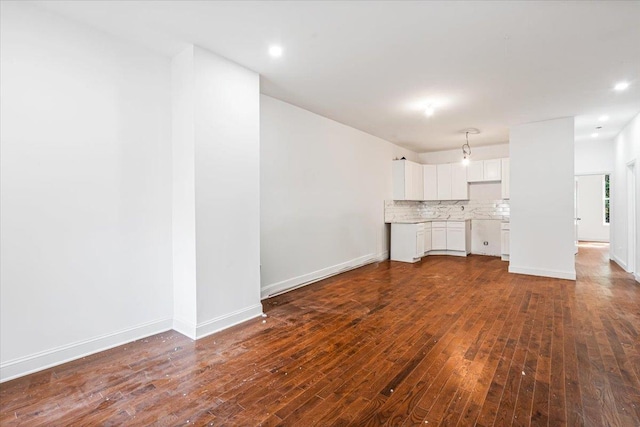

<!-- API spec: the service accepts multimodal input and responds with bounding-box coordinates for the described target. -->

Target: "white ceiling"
[30,0,640,152]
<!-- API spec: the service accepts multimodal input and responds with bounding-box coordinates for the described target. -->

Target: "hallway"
[1,244,639,426]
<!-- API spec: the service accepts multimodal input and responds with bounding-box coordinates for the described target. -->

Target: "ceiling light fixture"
[268,45,283,58]
[614,81,629,91]
[462,132,472,166]
[598,115,609,122]
[424,105,435,117]
[591,132,599,138]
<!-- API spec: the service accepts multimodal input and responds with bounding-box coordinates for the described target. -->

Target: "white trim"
[611,253,628,271]
[261,252,388,299]
[577,238,610,243]
[172,318,197,340]
[195,304,264,339]
[0,318,172,383]
[508,265,576,281]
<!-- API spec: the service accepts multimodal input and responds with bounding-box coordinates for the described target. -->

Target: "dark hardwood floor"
[1,243,639,426]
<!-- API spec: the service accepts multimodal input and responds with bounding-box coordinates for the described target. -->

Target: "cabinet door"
[416,230,425,256]
[392,160,407,200]
[501,158,510,199]
[447,228,466,251]
[501,230,510,255]
[466,161,484,182]
[436,164,452,200]
[411,162,424,200]
[484,159,502,181]
[451,163,469,200]
[423,165,438,200]
[432,228,447,250]
[424,229,432,253]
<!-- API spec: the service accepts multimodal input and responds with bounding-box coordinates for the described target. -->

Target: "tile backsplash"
[384,199,510,223]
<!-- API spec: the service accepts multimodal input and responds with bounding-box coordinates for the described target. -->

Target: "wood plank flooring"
[1,242,639,426]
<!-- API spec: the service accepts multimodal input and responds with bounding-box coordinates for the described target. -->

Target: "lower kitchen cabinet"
[391,223,424,263]
[391,220,471,263]
[501,222,510,261]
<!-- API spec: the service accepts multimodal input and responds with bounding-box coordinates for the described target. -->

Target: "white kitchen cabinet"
[467,159,501,182]
[466,161,484,182]
[436,164,452,200]
[484,159,502,181]
[446,228,466,251]
[423,165,438,201]
[391,223,425,263]
[392,160,424,200]
[451,163,469,200]
[501,222,510,261]
[446,221,471,254]
[431,222,447,250]
[501,158,510,199]
[423,223,432,254]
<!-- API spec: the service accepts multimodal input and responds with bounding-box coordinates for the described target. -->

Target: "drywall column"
[171,45,262,339]
[171,47,198,335]
[509,117,576,280]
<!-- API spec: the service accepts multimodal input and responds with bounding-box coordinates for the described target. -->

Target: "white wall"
[0,2,173,381]
[171,46,198,332]
[171,45,262,338]
[575,139,614,175]
[192,46,262,332]
[611,112,640,277]
[260,95,418,297]
[576,175,610,242]
[419,143,509,164]
[509,117,576,280]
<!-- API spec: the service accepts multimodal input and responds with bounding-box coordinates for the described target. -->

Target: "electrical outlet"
[483,241,489,246]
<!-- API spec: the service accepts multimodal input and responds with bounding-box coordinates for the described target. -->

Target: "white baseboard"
[578,238,610,243]
[427,250,469,257]
[195,304,263,339]
[261,252,388,299]
[0,318,172,383]
[508,265,576,281]
[611,254,628,271]
[172,318,197,340]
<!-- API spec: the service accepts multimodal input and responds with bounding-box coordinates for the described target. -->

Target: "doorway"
[575,174,611,244]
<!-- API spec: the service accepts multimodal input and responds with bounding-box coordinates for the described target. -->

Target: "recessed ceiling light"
[591,132,599,138]
[598,115,609,122]
[424,105,435,117]
[268,45,283,58]
[614,81,629,91]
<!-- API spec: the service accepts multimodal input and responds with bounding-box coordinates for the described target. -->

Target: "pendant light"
[462,131,472,166]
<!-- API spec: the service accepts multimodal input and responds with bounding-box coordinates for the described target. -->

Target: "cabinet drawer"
[446,221,466,229]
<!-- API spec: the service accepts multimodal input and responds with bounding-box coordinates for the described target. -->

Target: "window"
[604,174,610,224]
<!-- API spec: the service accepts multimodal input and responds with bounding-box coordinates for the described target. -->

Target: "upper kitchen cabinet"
[436,163,468,201]
[467,159,502,182]
[423,165,438,201]
[392,159,424,200]
[501,158,510,199]
[451,163,469,200]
